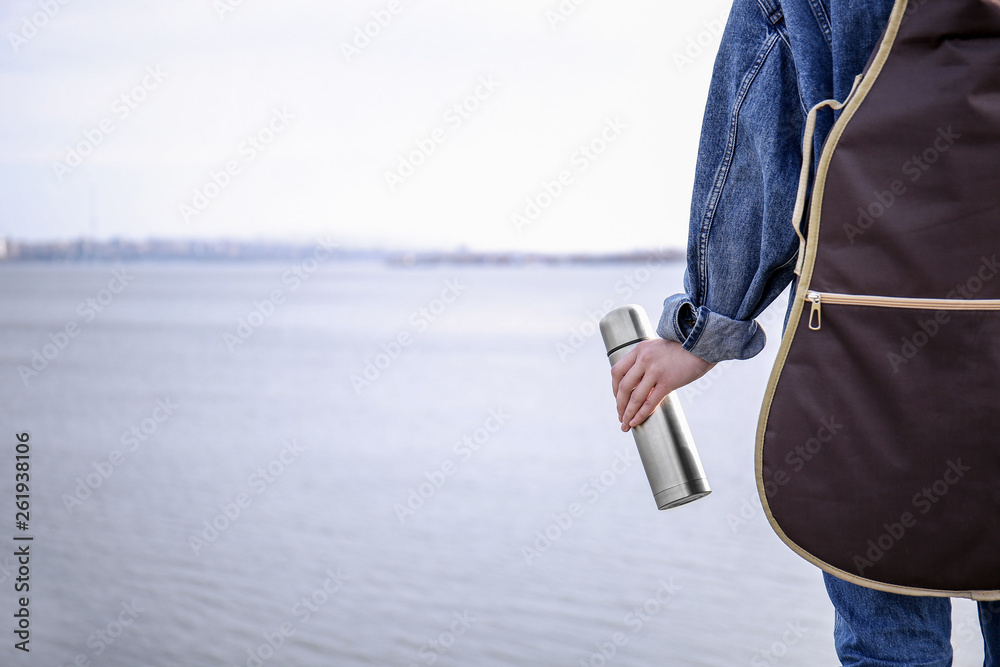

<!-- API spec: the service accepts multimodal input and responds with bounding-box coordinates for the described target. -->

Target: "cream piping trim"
[792,75,864,276]
[754,0,1000,601]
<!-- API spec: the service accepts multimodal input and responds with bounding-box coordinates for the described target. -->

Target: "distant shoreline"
[0,238,684,266]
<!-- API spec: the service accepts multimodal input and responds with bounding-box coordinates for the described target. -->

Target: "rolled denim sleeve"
[657,293,768,362]
[659,0,894,364]
[658,0,810,363]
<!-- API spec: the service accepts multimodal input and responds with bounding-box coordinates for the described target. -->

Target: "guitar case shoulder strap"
[756,0,1000,599]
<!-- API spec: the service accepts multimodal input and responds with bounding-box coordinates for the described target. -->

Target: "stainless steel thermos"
[599,305,711,510]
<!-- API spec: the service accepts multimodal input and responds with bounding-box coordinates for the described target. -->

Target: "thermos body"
[600,305,711,510]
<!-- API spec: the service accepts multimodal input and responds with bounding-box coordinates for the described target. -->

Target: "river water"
[0,261,985,666]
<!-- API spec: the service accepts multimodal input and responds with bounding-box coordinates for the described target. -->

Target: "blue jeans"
[824,573,1000,666]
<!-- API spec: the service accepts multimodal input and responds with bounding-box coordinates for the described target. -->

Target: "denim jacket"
[657,0,895,363]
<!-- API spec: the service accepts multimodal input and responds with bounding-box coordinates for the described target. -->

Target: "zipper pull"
[807,292,822,331]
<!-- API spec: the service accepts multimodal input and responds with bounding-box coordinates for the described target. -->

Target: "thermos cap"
[599,305,656,355]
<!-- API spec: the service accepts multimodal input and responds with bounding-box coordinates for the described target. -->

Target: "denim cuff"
[656,294,767,363]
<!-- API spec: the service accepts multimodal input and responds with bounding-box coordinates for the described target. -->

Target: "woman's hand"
[610,338,715,432]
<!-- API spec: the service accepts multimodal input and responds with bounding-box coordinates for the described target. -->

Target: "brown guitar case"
[757,0,1000,599]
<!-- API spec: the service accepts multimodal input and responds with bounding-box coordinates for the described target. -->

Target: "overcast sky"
[1,0,731,252]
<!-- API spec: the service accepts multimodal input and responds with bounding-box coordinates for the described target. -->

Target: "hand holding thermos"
[601,305,712,510]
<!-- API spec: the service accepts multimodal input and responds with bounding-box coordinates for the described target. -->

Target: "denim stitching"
[806,0,833,46]
[695,30,782,303]
[768,18,810,116]
[756,0,785,26]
